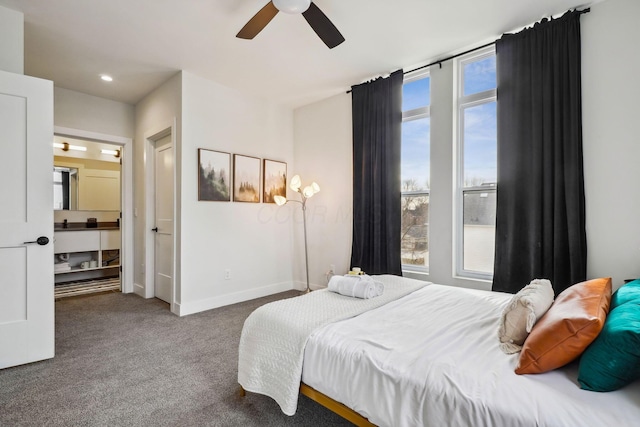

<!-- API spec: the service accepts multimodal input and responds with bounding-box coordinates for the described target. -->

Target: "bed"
[238,275,640,426]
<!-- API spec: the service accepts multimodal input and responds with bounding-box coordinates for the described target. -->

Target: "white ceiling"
[0,0,599,109]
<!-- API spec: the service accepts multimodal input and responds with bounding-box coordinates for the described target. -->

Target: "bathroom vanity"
[54,223,120,284]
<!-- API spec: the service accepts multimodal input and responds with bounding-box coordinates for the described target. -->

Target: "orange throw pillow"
[515,277,612,375]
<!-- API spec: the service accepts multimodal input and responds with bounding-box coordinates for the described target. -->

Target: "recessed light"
[100,74,113,82]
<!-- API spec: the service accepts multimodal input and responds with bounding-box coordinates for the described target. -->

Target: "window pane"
[463,190,495,273]
[463,102,496,187]
[403,76,430,111]
[402,194,429,268]
[401,117,430,191]
[463,56,496,96]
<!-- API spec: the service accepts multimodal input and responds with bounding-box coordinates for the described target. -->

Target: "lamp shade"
[302,186,315,198]
[274,195,287,206]
[273,0,311,14]
[290,175,302,192]
[311,182,320,194]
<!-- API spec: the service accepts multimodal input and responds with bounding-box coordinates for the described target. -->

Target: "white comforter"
[237,275,428,415]
[302,284,640,427]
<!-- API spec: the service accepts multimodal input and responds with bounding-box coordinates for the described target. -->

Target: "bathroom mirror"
[53,160,120,211]
[53,137,121,211]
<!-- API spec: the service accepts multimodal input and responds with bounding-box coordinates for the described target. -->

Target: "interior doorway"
[52,136,122,298]
[53,126,134,295]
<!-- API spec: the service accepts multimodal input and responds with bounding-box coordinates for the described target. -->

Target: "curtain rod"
[346,7,590,94]
[405,40,495,74]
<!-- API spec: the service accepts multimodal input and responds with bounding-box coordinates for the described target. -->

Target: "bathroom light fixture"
[53,142,86,152]
[101,148,121,158]
[274,174,320,293]
[100,74,113,82]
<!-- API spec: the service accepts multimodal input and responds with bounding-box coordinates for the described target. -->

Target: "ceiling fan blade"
[236,1,279,40]
[302,2,345,49]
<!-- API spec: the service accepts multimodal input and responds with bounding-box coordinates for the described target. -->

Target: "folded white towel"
[54,263,71,272]
[327,274,384,299]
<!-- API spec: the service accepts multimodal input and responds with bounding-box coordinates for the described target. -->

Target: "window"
[456,49,497,278]
[401,70,430,269]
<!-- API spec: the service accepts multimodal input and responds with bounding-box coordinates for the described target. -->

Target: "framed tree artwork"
[233,154,261,203]
[198,149,231,201]
[263,159,287,203]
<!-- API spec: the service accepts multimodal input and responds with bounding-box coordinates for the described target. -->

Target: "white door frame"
[144,121,177,314]
[54,126,134,293]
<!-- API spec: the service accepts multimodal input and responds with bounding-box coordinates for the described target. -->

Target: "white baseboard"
[171,302,181,316]
[133,282,145,297]
[292,280,326,292]
[176,281,295,316]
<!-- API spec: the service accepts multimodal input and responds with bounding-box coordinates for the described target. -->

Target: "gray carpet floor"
[0,291,354,426]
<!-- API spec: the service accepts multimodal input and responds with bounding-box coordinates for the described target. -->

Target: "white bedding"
[302,284,640,427]
[238,275,427,415]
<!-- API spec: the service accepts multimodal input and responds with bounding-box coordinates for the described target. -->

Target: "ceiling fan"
[236,0,345,49]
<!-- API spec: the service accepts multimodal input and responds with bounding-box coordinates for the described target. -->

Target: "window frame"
[401,68,431,273]
[454,47,497,280]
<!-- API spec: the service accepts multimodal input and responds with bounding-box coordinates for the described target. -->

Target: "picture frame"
[198,149,231,202]
[263,159,287,203]
[233,154,261,203]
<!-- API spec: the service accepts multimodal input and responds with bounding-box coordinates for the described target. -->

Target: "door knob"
[24,236,50,246]
[151,227,158,232]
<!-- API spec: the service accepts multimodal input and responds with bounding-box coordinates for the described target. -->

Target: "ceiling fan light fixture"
[237,0,344,49]
[273,0,311,14]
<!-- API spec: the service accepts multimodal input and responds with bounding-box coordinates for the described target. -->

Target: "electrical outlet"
[224,269,231,280]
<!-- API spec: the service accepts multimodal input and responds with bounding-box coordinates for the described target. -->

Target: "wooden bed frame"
[239,383,375,427]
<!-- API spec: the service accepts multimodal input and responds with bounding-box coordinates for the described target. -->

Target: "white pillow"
[498,279,555,354]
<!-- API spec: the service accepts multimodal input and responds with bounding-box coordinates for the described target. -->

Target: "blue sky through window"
[463,102,496,185]
[464,56,496,96]
[402,75,430,191]
[402,77,430,111]
[463,55,497,185]
[401,55,496,190]
[401,118,430,190]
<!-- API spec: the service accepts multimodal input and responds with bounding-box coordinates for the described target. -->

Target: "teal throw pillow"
[611,279,640,308]
[578,301,640,392]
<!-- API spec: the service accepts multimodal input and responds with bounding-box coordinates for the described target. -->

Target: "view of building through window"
[401,71,430,268]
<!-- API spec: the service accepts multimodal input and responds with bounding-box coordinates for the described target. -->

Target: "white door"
[154,136,173,303]
[0,70,54,369]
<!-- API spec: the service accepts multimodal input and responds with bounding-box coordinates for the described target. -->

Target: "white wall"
[582,0,640,288]
[178,71,295,314]
[293,92,353,288]
[291,0,640,291]
[54,87,135,138]
[0,5,23,74]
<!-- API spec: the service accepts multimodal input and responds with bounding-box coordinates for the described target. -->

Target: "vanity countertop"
[54,222,120,232]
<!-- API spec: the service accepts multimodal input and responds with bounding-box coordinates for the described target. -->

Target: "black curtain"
[493,10,587,295]
[350,70,403,275]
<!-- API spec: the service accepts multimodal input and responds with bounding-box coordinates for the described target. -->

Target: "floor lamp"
[274,175,320,293]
